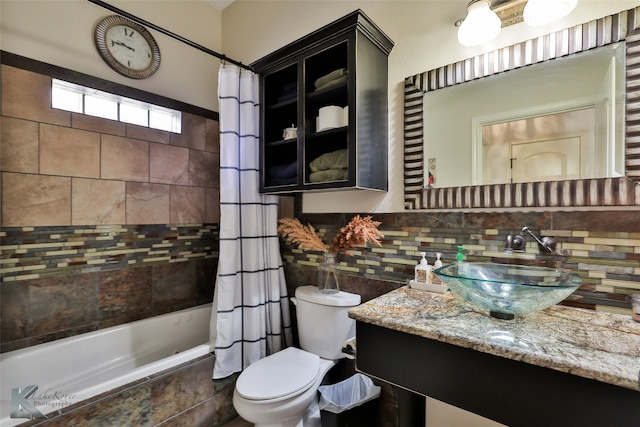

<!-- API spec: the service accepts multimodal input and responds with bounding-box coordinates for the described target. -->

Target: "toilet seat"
[235,347,320,402]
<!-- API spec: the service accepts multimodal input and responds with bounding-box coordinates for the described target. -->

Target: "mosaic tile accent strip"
[0,224,219,281]
[284,212,640,314]
[403,7,640,210]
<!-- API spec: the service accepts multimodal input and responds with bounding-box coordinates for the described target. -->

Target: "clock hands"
[110,39,135,52]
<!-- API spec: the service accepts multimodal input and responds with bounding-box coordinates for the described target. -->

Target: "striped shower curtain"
[211,64,292,379]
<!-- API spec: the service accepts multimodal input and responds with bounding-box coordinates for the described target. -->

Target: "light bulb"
[524,0,578,27]
[458,0,502,47]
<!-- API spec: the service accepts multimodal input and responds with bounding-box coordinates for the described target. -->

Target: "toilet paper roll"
[341,337,356,359]
[317,105,344,132]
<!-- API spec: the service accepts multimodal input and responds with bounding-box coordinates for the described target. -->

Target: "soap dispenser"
[456,246,468,275]
[415,252,431,283]
[434,253,443,269]
[432,253,443,285]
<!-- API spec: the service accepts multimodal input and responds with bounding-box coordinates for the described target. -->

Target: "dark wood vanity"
[351,288,640,427]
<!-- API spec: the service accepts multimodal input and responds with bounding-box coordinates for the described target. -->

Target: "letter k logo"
[11,385,46,420]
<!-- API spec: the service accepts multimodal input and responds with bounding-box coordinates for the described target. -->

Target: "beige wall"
[221,0,640,214]
[0,0,223,111]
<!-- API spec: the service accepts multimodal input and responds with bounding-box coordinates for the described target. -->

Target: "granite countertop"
[349,286,640,392]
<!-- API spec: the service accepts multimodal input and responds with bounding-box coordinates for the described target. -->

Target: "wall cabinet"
[251,10,394,193]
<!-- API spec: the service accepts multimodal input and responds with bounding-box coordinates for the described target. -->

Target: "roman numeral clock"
[95,15,161,79]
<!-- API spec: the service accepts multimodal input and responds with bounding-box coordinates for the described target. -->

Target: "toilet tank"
[294,285,361,360]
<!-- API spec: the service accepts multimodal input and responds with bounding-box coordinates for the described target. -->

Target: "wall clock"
[95,15,161,79]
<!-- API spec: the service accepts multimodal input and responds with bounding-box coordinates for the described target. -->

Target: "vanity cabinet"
[251,10,394,193]
[350,288,640,427]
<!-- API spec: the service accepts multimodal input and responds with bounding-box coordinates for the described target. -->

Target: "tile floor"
[222,417,252,427]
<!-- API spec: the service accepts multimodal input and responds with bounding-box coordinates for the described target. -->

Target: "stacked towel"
[267,160,297,186]
[309,169,348,183]
[308,149,348,183]
[314,68,348,91]
[276,81,297,103]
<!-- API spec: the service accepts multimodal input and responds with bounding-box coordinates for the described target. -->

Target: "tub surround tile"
[1,224,218,351]
[2,173,71,226]
[0,280,29,342]
[40,124,101,178]
[71,112,126,136]
[150,354,215,424]
[152,262,197,312]
[206,188,221,224]
[28,272,100,338]
[189,150,220,188]
[350,287,640,392]
[100,134,149,182]
[159,397,216,427]
[71,178,126,225]
[20,355,221,427]
[1,65,69,126]
[195,257,217,304]
[1,116,39,173]
[170,186,206,224]
[2,64,219,229]
[206,118,220,153]
[99,266,153,324]
[60,383,152,427]
[170,112,206,150]
[126,182,171,224]
[150,143,189,185]
[126,123,171,145]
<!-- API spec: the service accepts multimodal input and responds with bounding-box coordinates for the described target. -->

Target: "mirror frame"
[403,6,640,210]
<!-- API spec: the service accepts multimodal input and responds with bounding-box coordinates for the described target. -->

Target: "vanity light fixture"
[457,0,502,47]
[455,0,579,46]
[523,0,578,27]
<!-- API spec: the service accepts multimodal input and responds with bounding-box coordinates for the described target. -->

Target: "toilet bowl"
[233,347,335,427]
[232,286,361,427]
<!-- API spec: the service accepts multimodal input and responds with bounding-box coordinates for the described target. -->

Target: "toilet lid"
[236,347,320,401]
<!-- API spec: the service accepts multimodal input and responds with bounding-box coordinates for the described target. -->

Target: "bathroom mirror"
[403,7,640,209]
[425,43,625,187]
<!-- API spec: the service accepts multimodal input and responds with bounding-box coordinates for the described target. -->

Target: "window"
[52,79,181,133]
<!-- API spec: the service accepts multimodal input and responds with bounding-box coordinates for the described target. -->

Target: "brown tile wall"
[0,63,220,353]
[1,65,220,227]
[283,211,640,316]
[16,354,239,427]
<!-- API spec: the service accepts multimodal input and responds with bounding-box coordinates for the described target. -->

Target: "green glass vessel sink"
[435,262,582,319]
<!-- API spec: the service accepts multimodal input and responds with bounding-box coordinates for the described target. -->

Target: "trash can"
[318,373,381,427]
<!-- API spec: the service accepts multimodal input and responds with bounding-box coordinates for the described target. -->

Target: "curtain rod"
[86,0,254,72]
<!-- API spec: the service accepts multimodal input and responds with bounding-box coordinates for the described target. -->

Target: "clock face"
[95,15,161,79]
[105,25,153,71]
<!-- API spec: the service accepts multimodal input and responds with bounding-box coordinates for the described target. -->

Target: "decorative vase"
[318,253,339,294]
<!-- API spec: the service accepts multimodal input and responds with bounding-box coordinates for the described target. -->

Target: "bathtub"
[0,304,213,426]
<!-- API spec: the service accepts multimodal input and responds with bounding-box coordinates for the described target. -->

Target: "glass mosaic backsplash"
[282,211,640,315]
[1,224,218,281]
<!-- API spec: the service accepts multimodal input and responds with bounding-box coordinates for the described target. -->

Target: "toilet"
[233,285,361,427]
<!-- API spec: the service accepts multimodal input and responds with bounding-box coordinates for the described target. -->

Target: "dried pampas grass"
[277,218,327,252]
[330,215,384,255]
[277,215,384,255]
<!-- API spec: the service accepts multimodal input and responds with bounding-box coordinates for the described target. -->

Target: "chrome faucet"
[504,233,525,253]
[504,226,557,254]
[521,226,557,254]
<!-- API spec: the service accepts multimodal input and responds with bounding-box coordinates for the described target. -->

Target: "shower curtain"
[211,64,292,379]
